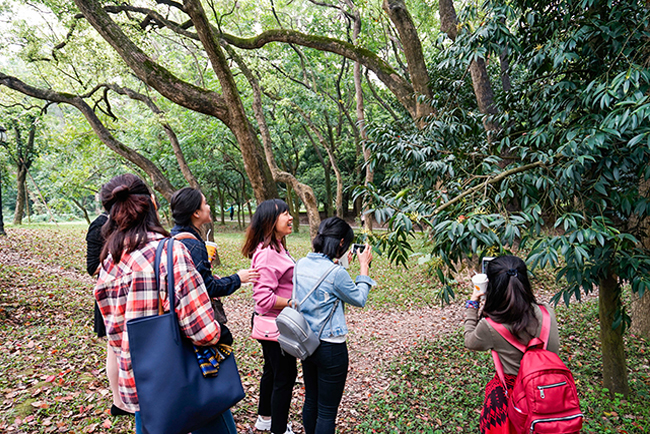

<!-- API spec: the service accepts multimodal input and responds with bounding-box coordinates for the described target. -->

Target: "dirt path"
[2,239,464,432]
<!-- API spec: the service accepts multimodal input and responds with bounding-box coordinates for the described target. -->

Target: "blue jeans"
[135,409,237,434]
[301,341,349,434]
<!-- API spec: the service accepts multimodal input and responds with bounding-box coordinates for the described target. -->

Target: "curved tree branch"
[101,84,200,190]
[225,45,321,239]
[0,72,176,200]
[73,0,230,123]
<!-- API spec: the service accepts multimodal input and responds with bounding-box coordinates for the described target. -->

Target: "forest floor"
[1,224,649,434]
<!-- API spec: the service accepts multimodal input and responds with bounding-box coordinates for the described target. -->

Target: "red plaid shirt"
[94,233,220,411]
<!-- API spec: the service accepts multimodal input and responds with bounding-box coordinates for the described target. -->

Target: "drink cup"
[205,241,218,263]
[472,273,489,296]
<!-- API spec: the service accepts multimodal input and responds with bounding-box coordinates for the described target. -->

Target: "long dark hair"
[100,174,169,263]
[313,217,353,260]
[242,199,289,258]
[170,187,203,228]
[483,255,537,335]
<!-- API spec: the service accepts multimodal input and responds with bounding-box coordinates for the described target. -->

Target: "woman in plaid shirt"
[94,174,230,434]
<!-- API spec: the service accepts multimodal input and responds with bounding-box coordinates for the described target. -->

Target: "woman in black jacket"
[170,187,259,328]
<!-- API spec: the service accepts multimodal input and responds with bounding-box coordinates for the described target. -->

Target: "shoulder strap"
[318,299,340,339]
[485,318,527,353]
[538,304,551,350]
[173,232,199,241]
[155,238,177,317]
[295,263,339,306]
[486,305,552,388]
[155,239,168,315]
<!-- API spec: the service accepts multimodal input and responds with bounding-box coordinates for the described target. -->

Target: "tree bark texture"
[0,73,176,200]
[345,0,375,231]
[183,0,278,203]
[599,271,630,396]
[630,179,650,337]
[630,292,650,339]
[382,0,433,121]
[225,45,321,239]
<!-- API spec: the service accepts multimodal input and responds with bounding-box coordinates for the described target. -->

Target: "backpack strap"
[294,263,339,306]
[538,304,551,350]
[293,262,340,339]
[173,232,199,241]
[486,304,552,389]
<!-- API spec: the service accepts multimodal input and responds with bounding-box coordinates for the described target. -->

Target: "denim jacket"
[170,225,241,298]
[293,252,376,339]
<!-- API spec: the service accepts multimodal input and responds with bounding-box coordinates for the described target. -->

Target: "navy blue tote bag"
[127,239,245,434]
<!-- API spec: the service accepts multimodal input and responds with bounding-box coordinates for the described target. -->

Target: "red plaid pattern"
[94,233,220,411]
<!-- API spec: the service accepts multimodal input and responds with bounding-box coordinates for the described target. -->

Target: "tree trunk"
[630,292,650,338]
[226,45,321,239]
[439,0,498,133]
[631,179,650,337]
[24,183,31,223]
[73,0,277,203]
[216,182,225,225]
[286,184,300,233]
[183,0,278,204]
[599,271,630,396]
[293,105,343,218]
[13,166,26,225]
[70,197,91,224]
[382,0,433,121]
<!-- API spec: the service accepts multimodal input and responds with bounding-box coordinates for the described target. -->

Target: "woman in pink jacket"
[242,199,296,434]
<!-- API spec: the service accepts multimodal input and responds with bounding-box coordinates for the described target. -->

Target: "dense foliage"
[362,0,650,312]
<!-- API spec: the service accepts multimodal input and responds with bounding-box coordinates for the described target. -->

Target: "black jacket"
[170,225,241,298]
[86,213,108,276]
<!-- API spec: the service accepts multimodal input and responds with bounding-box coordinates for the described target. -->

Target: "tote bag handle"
[154,238,181,344]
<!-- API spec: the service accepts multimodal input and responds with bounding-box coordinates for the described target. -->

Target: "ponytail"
[99,174,169,263]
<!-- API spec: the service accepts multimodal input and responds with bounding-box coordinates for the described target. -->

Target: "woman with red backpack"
[464,255,564,433]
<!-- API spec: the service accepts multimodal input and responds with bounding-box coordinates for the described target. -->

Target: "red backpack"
[486,305,583,433]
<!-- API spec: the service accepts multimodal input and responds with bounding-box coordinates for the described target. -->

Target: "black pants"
[258,340,297,434]
[301,341,349,434]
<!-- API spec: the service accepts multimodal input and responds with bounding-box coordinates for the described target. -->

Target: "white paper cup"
[472,273,489,296]
[205,241,218,262]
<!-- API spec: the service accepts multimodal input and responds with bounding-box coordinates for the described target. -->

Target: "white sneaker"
[255,416,271,431]
[272,423,293,434]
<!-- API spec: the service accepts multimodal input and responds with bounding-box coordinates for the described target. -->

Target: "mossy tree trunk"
[73,0,278,204]
[599,271,630,396]
[382,0,433,121]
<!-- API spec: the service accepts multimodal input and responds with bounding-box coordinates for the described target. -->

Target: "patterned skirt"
[479,373,516,434]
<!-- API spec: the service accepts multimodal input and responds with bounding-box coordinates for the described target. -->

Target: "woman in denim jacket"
[293,217,375,434]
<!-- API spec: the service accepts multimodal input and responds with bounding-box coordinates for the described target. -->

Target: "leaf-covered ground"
[1,224,649,433]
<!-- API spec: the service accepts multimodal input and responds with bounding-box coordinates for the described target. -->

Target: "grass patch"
[354,300,650,433]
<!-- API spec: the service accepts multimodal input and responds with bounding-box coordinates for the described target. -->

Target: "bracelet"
[287,298,293,308]
[465,300,480,309]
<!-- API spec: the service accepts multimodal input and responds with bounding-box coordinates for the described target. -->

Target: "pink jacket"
[252,244,295,317]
